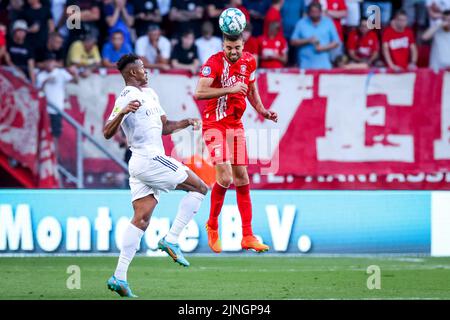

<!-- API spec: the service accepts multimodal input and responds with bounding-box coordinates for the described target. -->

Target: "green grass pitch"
[1,256,449,299]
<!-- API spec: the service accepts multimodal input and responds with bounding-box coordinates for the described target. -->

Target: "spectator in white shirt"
[427,0,450,26]
[422,10,450,71]
[135,24,171,70]
[37,53,78,156]
[195,21,222,64]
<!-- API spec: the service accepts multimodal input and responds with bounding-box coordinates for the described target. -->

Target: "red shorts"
[202,119,248,166]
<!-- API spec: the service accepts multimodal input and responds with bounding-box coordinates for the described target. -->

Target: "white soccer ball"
[219,8,247,36]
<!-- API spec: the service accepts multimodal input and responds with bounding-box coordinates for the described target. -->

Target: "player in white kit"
[103,54,208,298]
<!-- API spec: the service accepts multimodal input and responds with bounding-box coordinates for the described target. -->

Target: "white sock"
[114,222,145,282]
[165,191,205,244]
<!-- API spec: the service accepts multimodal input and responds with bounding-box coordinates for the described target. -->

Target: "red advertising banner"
[55,68,450,189]
[0,69,59,188]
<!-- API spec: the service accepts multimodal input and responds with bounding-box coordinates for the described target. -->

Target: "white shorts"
[128,153,189,202]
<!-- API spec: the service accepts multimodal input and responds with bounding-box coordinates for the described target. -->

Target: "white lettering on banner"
[434,72,450,159]
[148,75,203,158]
[305,174,377,183]
[36,216,62,252]
[144,217,170,252]
[66,74,126,160]
[266,205,296,251]
[0,204,34,251]
[317,74,415,162]
[114,216,130,251]
[221,205,243,251]
[301,172,450,185]
[243,73,312,164]
[95,207,112,251]
[178,220,200,252]
[66,217,91,251]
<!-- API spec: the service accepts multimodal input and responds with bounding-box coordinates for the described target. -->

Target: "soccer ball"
[219,8,247,36]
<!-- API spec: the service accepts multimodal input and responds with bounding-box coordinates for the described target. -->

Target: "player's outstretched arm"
[103,100,141,139]
[161,115,201,135]
[194,77,247,100]
[247,82,278,122]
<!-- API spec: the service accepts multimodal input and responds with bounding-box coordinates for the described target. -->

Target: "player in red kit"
[194,33,278,253]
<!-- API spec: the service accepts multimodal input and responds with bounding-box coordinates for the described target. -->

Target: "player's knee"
[234,175,249,186]
[217,175,233,188]
[198,181,209,195]
[132,203,153,230]
[132,214,151,230]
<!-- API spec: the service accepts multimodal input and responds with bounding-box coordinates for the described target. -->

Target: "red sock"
[236,184,253,237]
[208,183,228,230]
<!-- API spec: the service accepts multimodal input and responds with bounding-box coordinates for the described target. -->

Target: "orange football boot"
[206,223,222,253]
[241,235,269,252]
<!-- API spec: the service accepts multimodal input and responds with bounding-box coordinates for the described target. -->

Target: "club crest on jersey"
[202,66,211,76]
[240,65,247,73]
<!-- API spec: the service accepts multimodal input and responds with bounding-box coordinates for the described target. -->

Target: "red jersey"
[237,5,250,23]
[346,30,379,59]
[263,6,284,38]
[199,51,257,123]
[258,35,287,69]
[382,26,415,69]
[0,26,5,47]
[326,0,347,41]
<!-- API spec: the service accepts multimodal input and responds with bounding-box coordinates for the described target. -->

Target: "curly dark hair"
[116,53,140,72]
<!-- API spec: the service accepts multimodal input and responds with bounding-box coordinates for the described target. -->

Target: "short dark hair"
[112,30,124,36]
[222,32,243,42]
[307,1,322,12]
[182,29,195,38]
[393,9,408,18]
[443,9,450,16]
[116,53,139,72]
[49,31,62,39]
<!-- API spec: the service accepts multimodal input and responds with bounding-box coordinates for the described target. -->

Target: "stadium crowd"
[0,0,448,110]
[1,0,450,84]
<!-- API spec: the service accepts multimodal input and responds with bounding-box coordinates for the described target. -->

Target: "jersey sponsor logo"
[120,89,130,97]
[388,37,410,50]
[111,105,121,118]
[202,66,211,76]
[222,75,238,87]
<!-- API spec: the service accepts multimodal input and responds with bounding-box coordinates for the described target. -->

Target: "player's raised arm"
[247,81,278,122]
[193,77,248,100]
[161,115,201,135]
[103,100,141,139]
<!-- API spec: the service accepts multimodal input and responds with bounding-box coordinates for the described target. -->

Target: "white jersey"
[109,85,166,157]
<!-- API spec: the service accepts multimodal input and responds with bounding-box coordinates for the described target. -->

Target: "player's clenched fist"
[229,82,248,95]
[122,100,141,114]
[261,109,278,123]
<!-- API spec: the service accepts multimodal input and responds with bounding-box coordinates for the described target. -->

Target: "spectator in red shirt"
[228,0,251,22]
[382,9,418,71]
[346,17,380,66]
[324,0,347,42]
[0,24,6,65]
[259,21,288,68]
[243,23,260,63]
[263,0,284,37]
